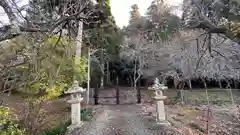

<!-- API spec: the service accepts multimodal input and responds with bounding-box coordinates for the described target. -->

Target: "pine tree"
[129,4,141,24]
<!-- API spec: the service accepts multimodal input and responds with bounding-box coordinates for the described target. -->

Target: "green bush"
[42,120,70,135]
[0,36,87,99]
[0,106,24,135]
[81,108,93,121]
[42,108,93,135]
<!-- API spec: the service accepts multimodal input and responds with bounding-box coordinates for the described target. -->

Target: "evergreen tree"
[129,4,141,24]
[146,0,180,41]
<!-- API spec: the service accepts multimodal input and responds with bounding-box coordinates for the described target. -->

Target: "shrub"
[18,99,46,135]
[0,106,24,135]
[43,120,70,135]
[81,108,93,121]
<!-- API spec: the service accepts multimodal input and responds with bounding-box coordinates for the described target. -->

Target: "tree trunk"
[175,78,182,100]
[234,79,239,89]
[86,47,91,104]
[177,89,181,99]
[218,79,222,89]
[74,21,83,81]
[201,78,209,105]
[176,80,184,100]
[226,79,234,105]
[100,48,104,89]
[128,74,133,87]
[133,59,137,91]
[137,78,141,103]
[116,76,119,85]
[188,79,192,90]
[145,79,149,90]
[106,61,110,85]
[173,78,179,89]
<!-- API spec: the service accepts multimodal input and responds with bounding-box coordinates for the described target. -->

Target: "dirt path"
[67,105,178,135]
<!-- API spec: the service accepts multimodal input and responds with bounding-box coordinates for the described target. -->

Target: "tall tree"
[129,4,141,23]
[127,4,148,36]
[85,0,122,89]
[146,0,180,41]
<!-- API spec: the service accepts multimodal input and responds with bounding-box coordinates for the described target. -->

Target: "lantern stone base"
[153,95,169,125]
[64,81,86,133]
[67,122,83,131]
[156,120,171,126]
[67,98,83,129]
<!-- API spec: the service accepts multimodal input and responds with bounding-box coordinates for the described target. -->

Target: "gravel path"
[67,105,179,135]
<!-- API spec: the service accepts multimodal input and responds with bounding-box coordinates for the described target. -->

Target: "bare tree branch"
[183,0,240,44]
[0,0,17,23]
[0,0,95,42]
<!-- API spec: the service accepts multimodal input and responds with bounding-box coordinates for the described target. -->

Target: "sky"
[0,0,183,27]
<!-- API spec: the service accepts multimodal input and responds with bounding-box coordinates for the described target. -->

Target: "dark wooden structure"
[137,79,141,104]
[93,78,142,105]
[93,86,142,105]
[93,74,143,105]
[93,85,120,105]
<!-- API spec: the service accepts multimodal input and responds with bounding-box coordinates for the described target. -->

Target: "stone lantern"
[148,78,170,125]
[65,80,86,129]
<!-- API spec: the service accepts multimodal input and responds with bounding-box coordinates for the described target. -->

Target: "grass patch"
[81,108,93,121]
[42,108,92,135]
[164,97,179,105]
[163,90,240,105]
[65,106,93,121]
[188,122,205,133]
[42,120,71,135]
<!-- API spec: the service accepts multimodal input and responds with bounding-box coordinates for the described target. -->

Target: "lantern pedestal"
[65,81,85,130]
[67,98,83,128]
[148,78,170,125]
[153,95,170,125]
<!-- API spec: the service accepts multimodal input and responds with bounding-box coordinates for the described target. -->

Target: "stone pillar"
[149,78,170,125]
[65,81,86,129]
[154,95,167,124]
[68,98,83,126]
